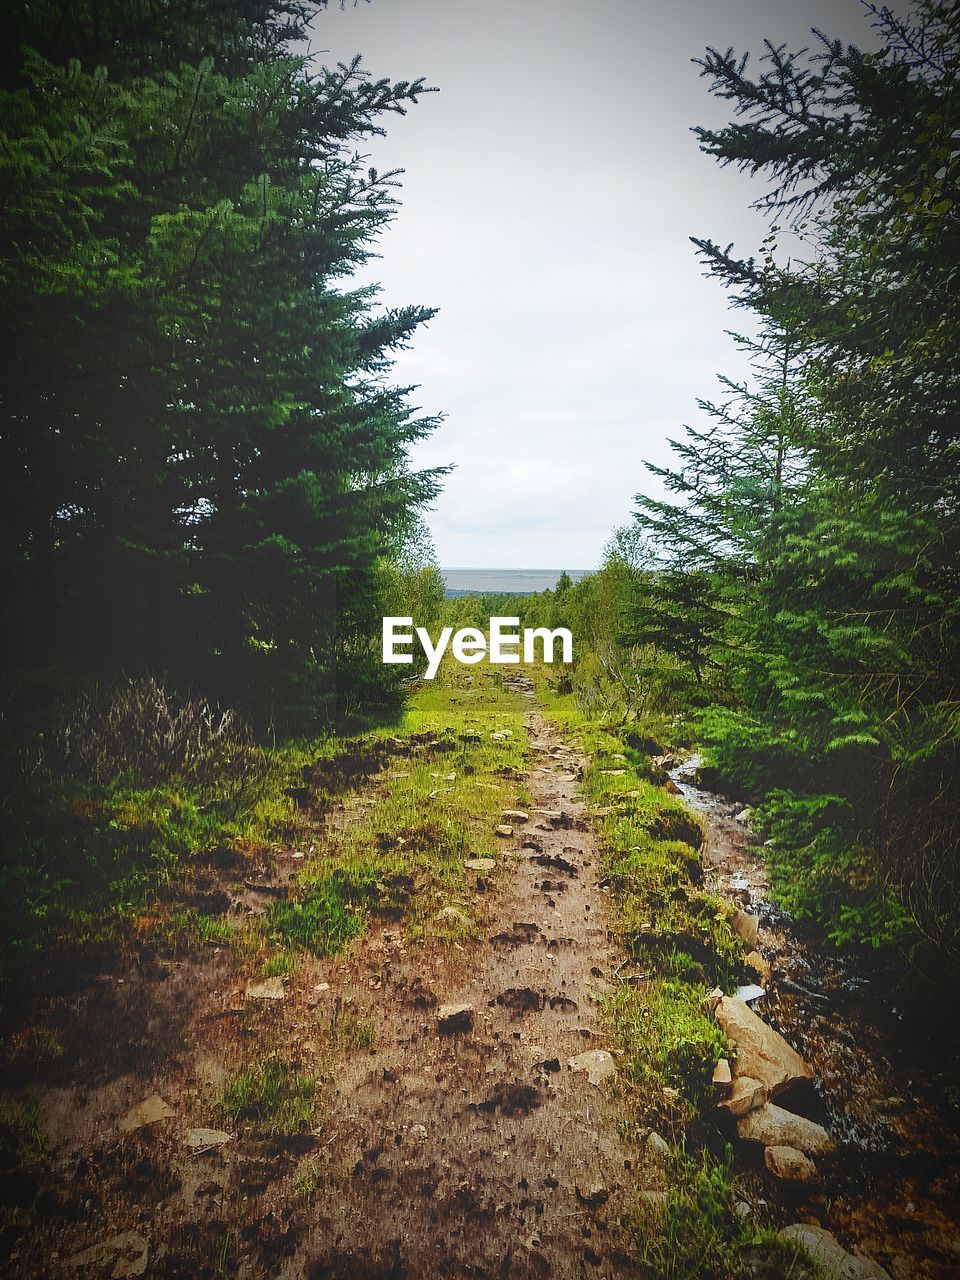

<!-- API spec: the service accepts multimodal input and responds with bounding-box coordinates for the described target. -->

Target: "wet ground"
[671,756,960,1280]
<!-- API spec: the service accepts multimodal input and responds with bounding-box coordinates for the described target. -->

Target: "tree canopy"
[0,0,442,729]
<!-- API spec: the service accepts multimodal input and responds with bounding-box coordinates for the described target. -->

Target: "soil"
[2,683,658,1279]
[672,757,960,1280]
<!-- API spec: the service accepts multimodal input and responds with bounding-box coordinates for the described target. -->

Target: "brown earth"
[2,693,660,1279]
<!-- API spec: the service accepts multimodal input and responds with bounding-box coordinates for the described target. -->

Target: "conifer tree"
[635,2,960,973]
[0,0,442,727]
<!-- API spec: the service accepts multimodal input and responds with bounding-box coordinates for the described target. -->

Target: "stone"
[67,1231,149,1277]
[437,1002,475,1034]
[576,1182,609,1206]
[764,1145,819,1184]
[735,808,752,824]
[185,1129,232,1151]
[502,809,529,823]
[118,1095,174,1133]
[663,779,683,795]
[712,1058,732,1096]
[744,950,772,983]
[718,1075,768,1118]
[701,987,724,1015]
[737,1102,836,1156]
[463,858,496,872]
[245,977,285,1000]
[777,1225,894,1280]
[714,996,813,1096]
[568,1049,616,1087]
[496,824,515,838]
[731,908,760,947]
[734,983,766,1003]
[436,906,471,927]
[643,1130,671,1160]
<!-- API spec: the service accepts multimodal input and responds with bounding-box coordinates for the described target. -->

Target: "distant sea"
[440,568,592,598]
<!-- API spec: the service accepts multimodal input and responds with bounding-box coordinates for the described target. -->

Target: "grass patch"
[215,1057,316,1136]
[275,665,529,957]
[533,671,786,1274]
[259,950,296,978]
[0,1095,47,1165]
[630,1151,812,1280]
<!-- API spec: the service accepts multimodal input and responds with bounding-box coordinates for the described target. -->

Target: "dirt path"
[290,682,644,1278]
[2,679,659,1279]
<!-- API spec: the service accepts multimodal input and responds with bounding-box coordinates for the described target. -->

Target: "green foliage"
[0,676,297,978]
[215,1057,316,1136]
[0,0,442,731]
[630,1150,810,1280]
[627,2,960,978]
[269,870,372,956]
[611,979,727,1116]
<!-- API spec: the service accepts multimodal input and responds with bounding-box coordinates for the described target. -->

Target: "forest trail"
[3,676,664,1280]
[288,678,649,1277]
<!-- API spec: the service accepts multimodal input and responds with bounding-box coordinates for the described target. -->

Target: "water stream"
[670,756,960,1279]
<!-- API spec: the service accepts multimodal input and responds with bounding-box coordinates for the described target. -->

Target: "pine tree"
[635,2,960,974]
[0,0,443,728]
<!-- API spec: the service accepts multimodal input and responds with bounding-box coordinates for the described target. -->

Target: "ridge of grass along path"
[270,668,529,958]
[535,677,807,1280]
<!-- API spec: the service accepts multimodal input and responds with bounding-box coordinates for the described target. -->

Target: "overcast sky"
[312,0,877,570]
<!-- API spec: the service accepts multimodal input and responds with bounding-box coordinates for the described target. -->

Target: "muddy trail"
[672,757,960,1280]
[282,685,650,1278]
[1,679,664,1280]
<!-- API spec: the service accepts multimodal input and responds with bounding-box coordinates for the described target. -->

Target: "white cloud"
[315,0,874,567]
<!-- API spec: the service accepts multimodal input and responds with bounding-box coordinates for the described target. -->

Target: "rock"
[600,768,626,776]
[409,1123,428,1143]
[701,987,724,1015]
[118,1095,174,1133]
[718,1075,768,1118]
[714,996,813,1096]
[737,1102,836,1156]
[245,976,285,1000]
[496,824,515,838]
[734,982,766,1003]
[764,1145,819,1184]
[735,808,752,824]
[436,906,471,927]
[712,1058,732,1096]
[663,779,683,795]
[744,950,772,983]
[463,858,496,872]
[731,908,760,947]
[777,1225,894,1280]
[66,1231,149,1277]
[185,1128,232,1150]
[437,1003,475,1034]
[568,1049,616,1087]
[576,1181,609,1206]
[502,809,529,823]
[643,1130,671,1161]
